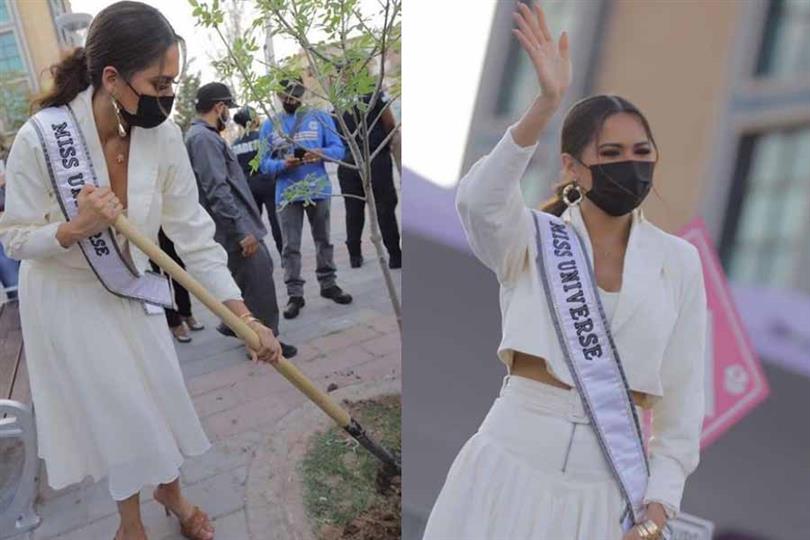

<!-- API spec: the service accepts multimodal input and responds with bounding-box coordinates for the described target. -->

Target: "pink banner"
[642,219,769,449]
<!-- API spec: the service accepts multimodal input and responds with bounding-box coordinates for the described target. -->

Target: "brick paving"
[5,165,401,540]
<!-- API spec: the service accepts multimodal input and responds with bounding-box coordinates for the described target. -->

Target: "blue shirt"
[259,109,345,205]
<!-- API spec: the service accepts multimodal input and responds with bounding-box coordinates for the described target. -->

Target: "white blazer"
[0,86,242,303]
[455,124,708,516]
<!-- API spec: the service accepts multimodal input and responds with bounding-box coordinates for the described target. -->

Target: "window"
[721,126,810,288]
[756,0,810,77]
[0,31,23,74]
[0,1,8,25]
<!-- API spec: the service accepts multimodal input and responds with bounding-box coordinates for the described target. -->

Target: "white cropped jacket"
[455,124,708,516]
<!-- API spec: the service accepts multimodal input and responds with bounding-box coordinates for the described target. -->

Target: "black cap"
[278,76,305,99]
[195,82,239,111]
[233,106,256,128]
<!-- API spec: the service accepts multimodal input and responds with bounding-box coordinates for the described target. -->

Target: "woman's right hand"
[60,185,123,245]
[512,1,572,104]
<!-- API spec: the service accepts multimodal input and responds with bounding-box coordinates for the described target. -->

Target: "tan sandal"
[154,490,214,540]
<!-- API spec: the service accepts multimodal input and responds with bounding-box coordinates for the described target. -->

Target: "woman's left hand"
[246,321,282,365]
[622,503,668,540]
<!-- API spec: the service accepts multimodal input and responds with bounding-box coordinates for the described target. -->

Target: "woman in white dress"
[423,3,707,540]
[0,2,281,539]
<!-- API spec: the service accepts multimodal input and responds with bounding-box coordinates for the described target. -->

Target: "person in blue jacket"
[260,77,353,319]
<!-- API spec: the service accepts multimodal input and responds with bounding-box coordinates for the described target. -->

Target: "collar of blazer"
[559,204,666,333]
[71,86,160,240]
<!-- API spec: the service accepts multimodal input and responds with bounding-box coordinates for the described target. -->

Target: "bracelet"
[239,312,262,326]
[637,520,662,540]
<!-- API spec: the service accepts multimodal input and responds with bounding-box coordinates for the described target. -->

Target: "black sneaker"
[350,255,364,268]
[388,251,401,269]
[216,322,236,338]
[281,342,298,358]
[284,296,305,319]
[320,285,353,305]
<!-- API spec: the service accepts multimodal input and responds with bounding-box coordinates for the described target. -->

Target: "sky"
[70,0,287,84]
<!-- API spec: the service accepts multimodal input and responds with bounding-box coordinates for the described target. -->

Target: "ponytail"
[539,179,579,217]
[33,47,91,111]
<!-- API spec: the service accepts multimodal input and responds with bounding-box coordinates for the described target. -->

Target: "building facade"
[0,0,75,134]
[465,0,810,295]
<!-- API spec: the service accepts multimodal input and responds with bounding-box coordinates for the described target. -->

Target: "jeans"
[0,242,20,301]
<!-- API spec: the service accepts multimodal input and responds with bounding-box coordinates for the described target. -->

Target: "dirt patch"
[300,395,401,540]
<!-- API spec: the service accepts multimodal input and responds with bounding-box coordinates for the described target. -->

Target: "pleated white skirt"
[423,374,633,540]
[19,259,211,501]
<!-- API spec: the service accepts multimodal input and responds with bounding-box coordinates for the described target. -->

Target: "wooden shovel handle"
[113,215,351,427]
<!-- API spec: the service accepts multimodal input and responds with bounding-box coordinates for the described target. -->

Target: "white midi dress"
[0,86,244,501]
[19,235,212,501]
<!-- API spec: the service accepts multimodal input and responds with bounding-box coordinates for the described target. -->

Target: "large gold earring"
[110,96,128,138]
[562,182,583,207]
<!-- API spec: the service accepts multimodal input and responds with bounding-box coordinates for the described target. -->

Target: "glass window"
[724,126,810,288]
[0,1,8,25]
[0,31,23,75]
[756,0,810,77]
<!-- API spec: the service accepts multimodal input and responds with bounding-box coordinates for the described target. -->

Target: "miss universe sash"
[30,106,173,312]
[532,209,650,532]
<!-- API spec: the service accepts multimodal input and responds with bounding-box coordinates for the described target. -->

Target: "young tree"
[205,0,252,94]
[173,60,202,134]
[190,0,402,332]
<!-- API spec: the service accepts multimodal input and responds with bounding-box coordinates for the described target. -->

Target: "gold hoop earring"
[110,96,128,138]
[562,182,583,207]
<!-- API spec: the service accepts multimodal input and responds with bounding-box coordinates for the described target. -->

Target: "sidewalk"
[7,170,402,540]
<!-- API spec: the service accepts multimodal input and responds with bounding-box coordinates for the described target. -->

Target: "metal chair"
[0,400,40,538]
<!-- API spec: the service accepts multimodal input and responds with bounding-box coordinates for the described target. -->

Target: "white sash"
[532,209,649,531]
[30,106,173,312]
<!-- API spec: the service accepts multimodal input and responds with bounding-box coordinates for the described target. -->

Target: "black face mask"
[282,100,300,114]
[121,80,175,129]
[576,158,654,216]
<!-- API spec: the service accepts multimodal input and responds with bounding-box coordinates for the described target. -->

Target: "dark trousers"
[337,150,401,258]
[150,230,192,328]
[226,240,280,335]
[278,198,337,298]
[248,176,284,258]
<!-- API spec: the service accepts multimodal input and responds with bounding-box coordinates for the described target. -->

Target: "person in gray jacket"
[185,82,296,358]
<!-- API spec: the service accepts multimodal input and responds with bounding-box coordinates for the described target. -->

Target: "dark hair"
[34,1,183,110]
[540,94,658,216]
[233,106,256,128]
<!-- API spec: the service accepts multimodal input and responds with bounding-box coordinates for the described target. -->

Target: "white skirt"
[19,259,211,501]
[423,374,634,540]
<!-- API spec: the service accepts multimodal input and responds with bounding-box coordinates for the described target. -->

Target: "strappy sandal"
[183,316,205,331]
[170,324,192,343]
[154,489,214,540]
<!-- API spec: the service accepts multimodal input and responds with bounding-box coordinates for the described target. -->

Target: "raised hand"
[512,1,572,103]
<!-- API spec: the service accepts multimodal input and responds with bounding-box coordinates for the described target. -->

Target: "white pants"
[423,374,636,540]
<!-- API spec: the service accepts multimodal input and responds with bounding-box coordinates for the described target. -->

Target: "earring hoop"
[110,96,128,138]
[562,182,583,207]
